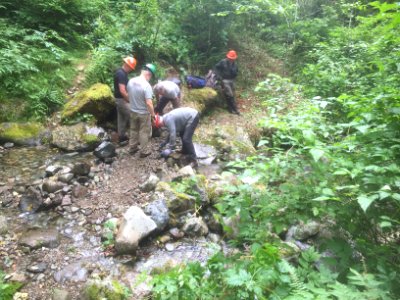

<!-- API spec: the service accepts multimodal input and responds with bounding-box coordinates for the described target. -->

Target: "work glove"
[161,148,172,158]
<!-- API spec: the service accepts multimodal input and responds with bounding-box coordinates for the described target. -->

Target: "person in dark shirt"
[214,50,240,115]
[114,56,137,142]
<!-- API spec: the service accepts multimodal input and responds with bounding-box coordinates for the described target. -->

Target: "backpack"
[186,75,206,89]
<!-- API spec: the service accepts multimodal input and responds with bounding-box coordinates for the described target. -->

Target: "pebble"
[165,243,175,251]
[71,206,80,213]
[27,262,47,273]
[36,273,45,281]
[159,235,171,243]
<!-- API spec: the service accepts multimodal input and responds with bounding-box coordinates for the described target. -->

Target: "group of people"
[113,50,239,166]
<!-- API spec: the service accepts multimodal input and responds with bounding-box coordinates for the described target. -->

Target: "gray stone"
[19,186,43,213]
[72,185,88,198]
[42,179,64,194]
[182,217,209,237]
[165,243,175,251]
[169,227,184,239]
[61,196,72,206]
[4,142,14,149]
[54,260,89,283]
[155,182,196,213]
[194,143,217,165]
[0,215,8,234]
[115,206,157,254]
[27,262,47,273]
[144,199,169,231]
[52,289,71,300]
[207,233,221,243]
[140,173,160,193]
[173,165,195,181]
[93,141,116,159]
[62,186,72,194]
[46,165,62,177]
[58,173,74,184]
[72,162,91,176]
[19,228,60,250]
[286,221,321,241]
[203,208,223,233]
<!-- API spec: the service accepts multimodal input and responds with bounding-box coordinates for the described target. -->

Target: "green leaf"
[357,195,376,212]
[310,148,324,162]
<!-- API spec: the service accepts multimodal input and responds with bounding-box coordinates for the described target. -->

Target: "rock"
[208,233,221,243]
[8,272,27,284]
[144,199,169,231]
[52,289,71,300]
[93,141,116,160]
[27,262,47,273]
[61,196,72,206]
[223,214,240,239]
[72,185,88,198]
[81,277,129,300]
[42,179,64,194]
[115,206,157,254]
[62,186,72,194]
[19,228,60,250]
[54,260,90,283]
[51,123,103,152]
[46,165,62,177]
[0,122,47,146]
[72,162,91,176]
[12,292,29,300]
[71,206,80,213]
[155,182,196,213]
[160,235,171,243]
[203,209,223,233]
[286,221,320,241]
[61,83,114,123]
[19,186,43,213]
[184,87,220,113]
[169,227,184,239]
[182,217,209,237]
[58,173,74,183]
[172,166,195,182]
[194,143,217,165]
[0,215,7,234]
[165,243,175,251]
[4,142,14,149]
[140,173,160,193]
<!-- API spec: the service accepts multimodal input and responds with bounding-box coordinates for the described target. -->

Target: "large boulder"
[155,182,196,213]
[93,141,116,160]
[182,217,209,237]
[51,123,104,151]
[0,122,48,146]
[61,83,114,123]
[115,206,157,254]
[183,87,220,113]
[144,199,169,231]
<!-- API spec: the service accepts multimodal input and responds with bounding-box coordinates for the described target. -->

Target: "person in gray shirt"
[127,64,156,157]
[154,107,200,164]
[153,80,181,115]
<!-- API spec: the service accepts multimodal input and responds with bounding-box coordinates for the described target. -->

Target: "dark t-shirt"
[113,68,128,98]
[214,58,238,80]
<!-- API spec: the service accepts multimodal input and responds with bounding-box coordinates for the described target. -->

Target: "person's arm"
[146,99,155,118]
[119,84,129,103]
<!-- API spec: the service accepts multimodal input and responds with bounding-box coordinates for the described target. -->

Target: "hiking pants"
[129,112,152,155]
[155,96,180,115]
[222,79,238,112]
[180,113,200,160]
[116,98,131,139]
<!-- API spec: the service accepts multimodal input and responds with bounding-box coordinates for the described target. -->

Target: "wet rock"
[72,162,91,176]
[82,277,129,300]
[169,227,184,239]
[182,217,209,237]
[194,143,217,165]
[93,141,116,160]
[115,206,157,254]
[144,198,169,231]
[54,260,90,283]
[52,289,71,300]
[19,186,43,213]
[19,228,60,250]
[72,185,88,198]
[140,173,160,193]
[58,173,74,183]
[42,179,64,194]
[286,221,320,241]
[155,182,196,213]
[27,262,47,273]
[46,165,62,176]
[165,243,175,251]
[4,142,14,148]
[0,214,7,234]
[61,83,114,123]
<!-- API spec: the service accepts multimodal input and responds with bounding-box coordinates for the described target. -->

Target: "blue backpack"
[186,75,206,89]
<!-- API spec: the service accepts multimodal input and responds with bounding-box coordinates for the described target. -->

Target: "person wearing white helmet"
[114,56,137,143]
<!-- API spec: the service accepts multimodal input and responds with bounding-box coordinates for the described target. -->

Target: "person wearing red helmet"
[214,50,240,115]
[114,56,137,143]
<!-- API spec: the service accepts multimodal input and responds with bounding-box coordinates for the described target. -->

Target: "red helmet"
[123,56,137,70]
[226,50,237,60]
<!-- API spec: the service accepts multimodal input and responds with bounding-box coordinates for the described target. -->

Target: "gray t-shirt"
[154,80,180,99]
[127,75,153,114]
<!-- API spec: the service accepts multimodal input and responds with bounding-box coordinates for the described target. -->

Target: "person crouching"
[154,107,200,166]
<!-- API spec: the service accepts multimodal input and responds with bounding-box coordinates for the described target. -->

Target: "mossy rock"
[61,83,114,123]
[0,122,48,146]
[51,122,103,152]
[82,278,130,300]
[183,87,221,113]
[155,181,196,213]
